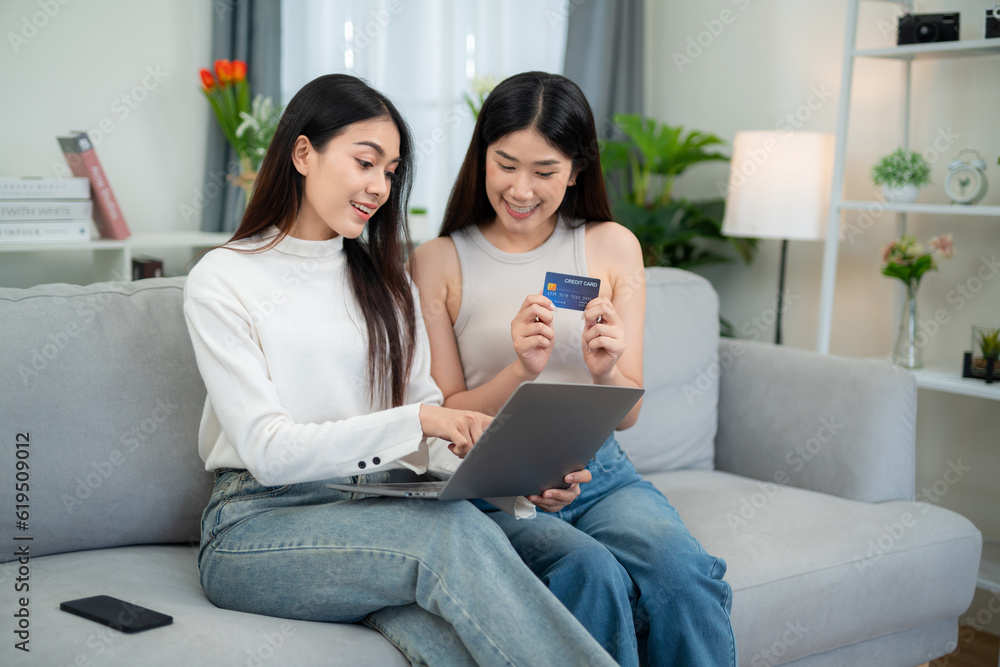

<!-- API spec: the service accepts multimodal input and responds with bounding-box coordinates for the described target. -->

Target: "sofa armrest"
[714,339,916,503]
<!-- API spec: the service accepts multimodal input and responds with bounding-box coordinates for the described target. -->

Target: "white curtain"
[281,0,568,241]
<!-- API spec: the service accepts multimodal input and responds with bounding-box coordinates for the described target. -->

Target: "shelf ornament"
[871,147,931,204]
[944,149,989,205]
[880,233,954,369]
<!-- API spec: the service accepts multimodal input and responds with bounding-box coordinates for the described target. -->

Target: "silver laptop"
[325,382,644,500]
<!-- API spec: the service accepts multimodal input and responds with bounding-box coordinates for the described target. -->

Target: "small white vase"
[881,183,920,204]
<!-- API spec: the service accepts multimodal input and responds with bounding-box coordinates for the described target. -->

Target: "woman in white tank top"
[412,72,737,667]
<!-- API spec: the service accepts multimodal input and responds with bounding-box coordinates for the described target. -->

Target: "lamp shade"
[721,131,834,241]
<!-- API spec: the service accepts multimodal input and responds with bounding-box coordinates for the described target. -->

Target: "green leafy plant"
[871,148,931,188]
[463,75,497,120]
[600,113,757,271]
[978,328,1000,360]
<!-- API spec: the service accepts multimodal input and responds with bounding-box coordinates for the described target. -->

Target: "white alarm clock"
[945,149,988,205]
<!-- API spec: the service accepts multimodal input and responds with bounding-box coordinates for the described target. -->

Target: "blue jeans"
[199,469,618,667]
[476,437,736,667]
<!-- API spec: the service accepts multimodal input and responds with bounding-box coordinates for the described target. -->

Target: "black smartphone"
[60,595,173,633]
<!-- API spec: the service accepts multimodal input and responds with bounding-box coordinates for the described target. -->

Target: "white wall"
[0,0,211,285]
[646,0,1000,602]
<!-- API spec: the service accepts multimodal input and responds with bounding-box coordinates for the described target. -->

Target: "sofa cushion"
[648,469,981,665]
[0,545,408,666]
[616,268,719,473]
[0,278,212,562]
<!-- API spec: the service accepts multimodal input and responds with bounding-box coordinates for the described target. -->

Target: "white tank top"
[451,216,594,390]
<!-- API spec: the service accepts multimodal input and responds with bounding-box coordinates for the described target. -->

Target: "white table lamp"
[722,130,834,344]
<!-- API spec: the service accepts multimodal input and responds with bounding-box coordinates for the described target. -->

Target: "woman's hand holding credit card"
[539,271,626,382]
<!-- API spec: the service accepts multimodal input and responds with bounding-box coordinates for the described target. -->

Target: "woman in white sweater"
[183,74,616,667]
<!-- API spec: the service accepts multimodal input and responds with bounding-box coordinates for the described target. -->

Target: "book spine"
[0,177,91,200]
[57,133,130,240]
[0,200,93,221]
[0,220,91,243]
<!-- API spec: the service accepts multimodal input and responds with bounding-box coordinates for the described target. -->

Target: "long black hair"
[229,74,416,409]
[439,71,612,236]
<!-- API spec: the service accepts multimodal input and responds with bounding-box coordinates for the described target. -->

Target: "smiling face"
[483,128,577,241]
[290,117,401,241]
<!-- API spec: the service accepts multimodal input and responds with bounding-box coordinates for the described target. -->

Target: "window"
[281,0,568,240]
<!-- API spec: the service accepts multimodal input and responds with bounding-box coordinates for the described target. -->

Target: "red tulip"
[214,59,232,85]
[199,68,215,92]
[231,60,247,83]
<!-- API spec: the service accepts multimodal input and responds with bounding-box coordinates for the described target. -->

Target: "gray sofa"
[0,268,981,667]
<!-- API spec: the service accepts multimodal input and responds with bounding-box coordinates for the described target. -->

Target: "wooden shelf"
[855,39,1000,61]
[839,201,1000,217]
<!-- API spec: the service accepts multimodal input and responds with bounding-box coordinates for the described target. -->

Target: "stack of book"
[0,177,93,244]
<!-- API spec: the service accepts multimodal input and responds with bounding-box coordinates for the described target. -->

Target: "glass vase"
[892,281,922,369]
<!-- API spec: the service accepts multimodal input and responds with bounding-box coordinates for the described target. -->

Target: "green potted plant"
[600,113,757,335]
[972,326,1000,384]
[600,113,757,270]
[871,147,931,204]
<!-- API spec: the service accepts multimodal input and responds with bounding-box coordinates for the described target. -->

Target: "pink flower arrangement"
[880,233,954,287]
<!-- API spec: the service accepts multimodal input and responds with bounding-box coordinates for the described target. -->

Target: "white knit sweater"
[183,229,442,486]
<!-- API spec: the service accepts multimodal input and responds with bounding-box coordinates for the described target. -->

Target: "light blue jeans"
[199,469,618,667]
[476,437,737,667]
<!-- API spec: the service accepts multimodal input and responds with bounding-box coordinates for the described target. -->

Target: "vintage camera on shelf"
[987,6,1000,39]
[897,12,960,45]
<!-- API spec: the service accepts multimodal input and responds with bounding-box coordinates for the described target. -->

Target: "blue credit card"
[542,272,600,311]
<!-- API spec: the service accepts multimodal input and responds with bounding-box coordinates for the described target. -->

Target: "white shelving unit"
[819,1,1000,598]
[909,362,1000,401]
[0,231,232,283]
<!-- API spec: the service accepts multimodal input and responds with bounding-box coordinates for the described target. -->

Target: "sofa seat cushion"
[0,545,408,667]
[645,469,981,666]
[616,268,720,474]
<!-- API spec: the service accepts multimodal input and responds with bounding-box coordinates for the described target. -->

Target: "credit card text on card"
[542,272,600,311]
